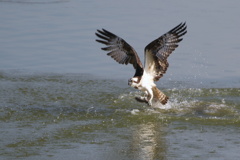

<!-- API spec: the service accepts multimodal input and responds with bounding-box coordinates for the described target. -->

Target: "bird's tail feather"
[152,86,168,105]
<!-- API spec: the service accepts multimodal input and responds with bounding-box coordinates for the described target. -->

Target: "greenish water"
[1,71,240,160]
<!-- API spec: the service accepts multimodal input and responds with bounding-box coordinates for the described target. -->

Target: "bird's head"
[128,77,141,89]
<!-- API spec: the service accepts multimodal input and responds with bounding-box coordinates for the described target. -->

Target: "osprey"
[95,22,187,106]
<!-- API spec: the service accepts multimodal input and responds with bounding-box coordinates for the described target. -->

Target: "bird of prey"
[95,22,187,106]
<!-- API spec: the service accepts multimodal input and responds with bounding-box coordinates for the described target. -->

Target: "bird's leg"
[146,87,154,106]
[139,91,148,101]
[135,91,148,104]
[135,89,153,106]
[144,91,148,99]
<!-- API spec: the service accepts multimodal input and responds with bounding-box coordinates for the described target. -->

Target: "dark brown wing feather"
[144,22,187,81]
[96,29,143,77]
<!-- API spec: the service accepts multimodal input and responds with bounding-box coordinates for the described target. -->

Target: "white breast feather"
[139,71,155,91]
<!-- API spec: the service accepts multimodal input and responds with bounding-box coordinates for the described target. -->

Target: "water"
[0,0,240,159]
[0,71,240,160]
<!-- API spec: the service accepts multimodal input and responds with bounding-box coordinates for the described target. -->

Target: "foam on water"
[116,87,239,121]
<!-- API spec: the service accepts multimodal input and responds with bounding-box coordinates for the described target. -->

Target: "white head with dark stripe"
[128,76,141,89]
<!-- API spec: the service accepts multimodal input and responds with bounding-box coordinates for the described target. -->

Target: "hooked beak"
[128,79,132,86]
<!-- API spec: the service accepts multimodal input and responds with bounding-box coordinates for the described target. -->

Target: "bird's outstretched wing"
[144,22,187,81]
[96,29,143,77]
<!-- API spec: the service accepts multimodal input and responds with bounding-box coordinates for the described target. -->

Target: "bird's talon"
[148,101,152,106]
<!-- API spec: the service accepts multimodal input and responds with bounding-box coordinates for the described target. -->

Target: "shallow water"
[0,71,240,160]
[0,0,240,159]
